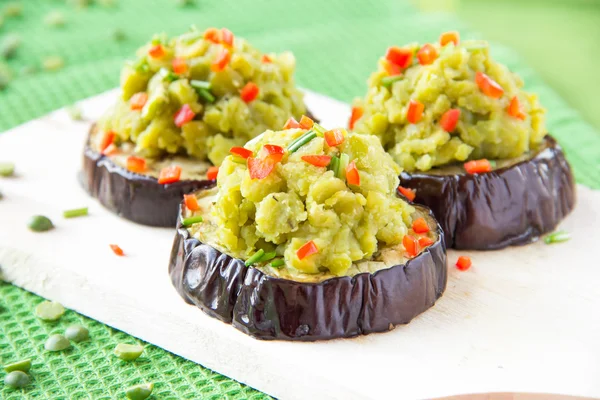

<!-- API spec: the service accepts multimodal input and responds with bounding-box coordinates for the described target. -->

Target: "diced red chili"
[172,57,188,75]
[407,99,424,124]
[418,237,434,247]
[263,144,285,155]
[174,104,196,127]
[475,71,504,99]
[240,82,259,103]
[261,54,272,63]
[99,131,115,153]
[299,115,314,130]
[403,235,418,258]
[102,143,118,156]
[207,166,219,180]
[283,117,301,129]
[184,194,200,211]
[109,244,124,256]
[126,156,146,173]
[297,240,318,260]
[148,44,164,58]
[412,217,430,234]
[204,27,220,43]
[211,49,231,72]
[247,153,283,180]
[158,165,182,184]
[348,106,363,130]
[384,60,402,76]
[417,44,438,65]
[398,186,416,201]
[345,160,360,186]
[456,255,472,271]
[221,28,234,47]
[385,46,413,69]
[130,92,148,111]
[301,155,332,167]
[440,108,461,132]
[230,147,253,159]
[507,96,526,120]
[464,159,492,174]
[324,128,345,147]
[439,31,460,46]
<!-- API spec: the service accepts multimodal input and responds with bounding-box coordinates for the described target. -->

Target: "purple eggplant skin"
[80,129,216,227]
[169,205,447,341]
[398,135,576,250]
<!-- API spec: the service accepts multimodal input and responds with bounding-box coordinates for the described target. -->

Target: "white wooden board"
[1,90,599,400]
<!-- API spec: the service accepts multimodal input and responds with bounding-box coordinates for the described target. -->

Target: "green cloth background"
[1,0,599,398]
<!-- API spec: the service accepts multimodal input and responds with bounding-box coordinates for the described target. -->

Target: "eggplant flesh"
[399,135,576,250]
[169,205,447,341]
[80,125,216,227]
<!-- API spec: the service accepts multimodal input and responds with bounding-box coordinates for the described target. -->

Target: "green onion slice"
[270,259,285,268]
[312,123,326,136]
[544,230,571,244]
[190,80,211,90]
[159,67,178,82]
[381,75,403,88]
[259,252,277,263]
[329,155,340,177]
[287,130,316,153]
[63,207,88,219]
[245,249,265,266]
[181,215,203,227]
[197,88,215,103]
[337,153,350,180]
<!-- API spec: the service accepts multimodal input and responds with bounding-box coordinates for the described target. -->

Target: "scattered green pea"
[112,28,126,41]
[1,34,21,59]
[114,343,144,361]
[35,300,65,321]
[28,215,54,232]
[42,55,64,72]
[126,383,154,400]
[0,162,15,177]
[44,10,66,28]
[66,105,83,121]
[4,371,30,389]
[3,3,22,18]
[3,358,31,373]
[65,325,89,342]
[44,334,71,352]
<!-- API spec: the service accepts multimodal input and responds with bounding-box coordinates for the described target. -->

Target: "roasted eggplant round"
[398,135,576,250]
[80,125,216,227]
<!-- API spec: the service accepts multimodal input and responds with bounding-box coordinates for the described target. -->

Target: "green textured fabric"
[1,0,599,399]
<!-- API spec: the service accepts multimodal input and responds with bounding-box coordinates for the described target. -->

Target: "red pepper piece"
[507,96,526,120]
[384,60,402,76]
[417,44,438,65]
[172,57,188,75]
[109,244,124,256]
[99,131,115,153]
[301,155,332,167]
[230,147,253,159]
[261,54,272,63]
[475,71,504,99]
[440,108,461,132]
[439,31,460,46]
[148,44,164,59]
[398,186,416,202]
[299,115,314,130]
[130,92,148,111]
[418,236,434,248]
[263,144,285,155]
[174,104,196,127]
[324,128,345,147]
[412,217,430,234]
[158,165,182,184]
[221,28,234,48]
[407,99,425,124]
[464,159,492,174]
[403,235,418,258]
[283,117,301,129]
[102,143,118,156]
[211,49,231,72]
[247,153,283,180]
[207,166,219,180]
[240,82,259,103]
[126,156,146,173]
[385,46,413,68]
[348,106,363,130]
[297,240,318,260]
[204,27,220,43]
[456,255,472,271]
[345,160,360,186]
[184,194,200,212]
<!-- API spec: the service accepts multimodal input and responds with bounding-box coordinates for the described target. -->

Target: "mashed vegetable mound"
[212,128,415,276]
[353,37,546,172]
[98,27,306,165]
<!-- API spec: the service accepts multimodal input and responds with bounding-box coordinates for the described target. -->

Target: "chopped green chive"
[337,153,350,180]
[287,130,316,153]
[181,215,203,227]
[312,123,326,136]
[63,207,88,219]
[245,249,265,266]
[329,155,340,177]
[159,67,178,82]
[259,251,277,263]
[198,88,215,103]
[0,162,15,177]
[190,80,211,90]
[544,230,571,244]
[3,358,31,373]
[270,259,285,268]
[381,75,403,88]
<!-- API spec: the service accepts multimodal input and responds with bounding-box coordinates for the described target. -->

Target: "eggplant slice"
[169,204,447,341]
[80,125,216,227]
[399,135,576,250]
